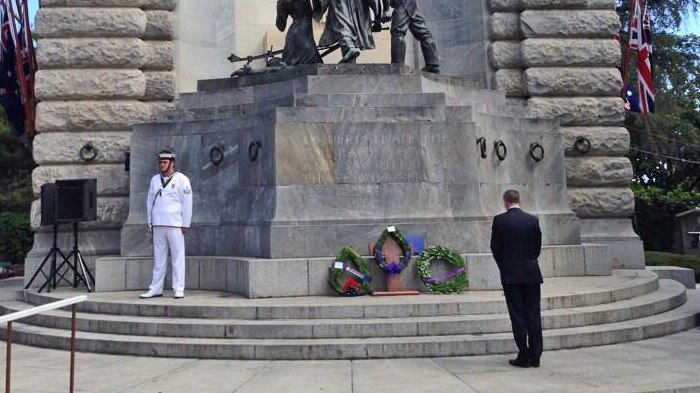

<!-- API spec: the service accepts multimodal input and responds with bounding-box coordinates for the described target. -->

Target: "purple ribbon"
[425,267,466,284]
[375,246,411,275]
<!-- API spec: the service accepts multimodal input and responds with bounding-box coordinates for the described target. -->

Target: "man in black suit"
[490,190,543,368]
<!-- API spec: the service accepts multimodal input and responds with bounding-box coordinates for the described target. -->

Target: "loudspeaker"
[55,179,97,223]
[40,183,57,226]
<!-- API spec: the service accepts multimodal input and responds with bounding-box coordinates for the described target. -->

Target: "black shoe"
[508,358,531,368]
[422,65,440,74]
[340,49,360,64]
[530,358,540,368]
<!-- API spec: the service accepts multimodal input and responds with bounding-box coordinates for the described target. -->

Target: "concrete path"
[1,327,699,393]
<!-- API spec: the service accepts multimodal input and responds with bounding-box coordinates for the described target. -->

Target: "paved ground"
[1,327,699,393]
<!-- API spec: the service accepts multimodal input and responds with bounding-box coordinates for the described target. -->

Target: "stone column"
[488,0,644,268]
[26,0,177,286]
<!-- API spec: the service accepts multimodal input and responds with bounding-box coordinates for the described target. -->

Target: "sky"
[680,12,700,34]
[28,0,37,20]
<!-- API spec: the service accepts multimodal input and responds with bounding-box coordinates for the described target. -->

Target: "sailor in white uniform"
[140,149,193,299]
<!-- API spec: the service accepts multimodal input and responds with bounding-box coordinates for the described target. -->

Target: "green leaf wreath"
[374,227,412,275]
[329,247,372,296]
[416,245,468,294]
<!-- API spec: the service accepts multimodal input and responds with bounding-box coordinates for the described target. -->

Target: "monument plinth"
[99,64,604,298]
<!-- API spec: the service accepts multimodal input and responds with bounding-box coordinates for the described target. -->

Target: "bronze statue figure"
[313,0,383,64]
[383,0,440,73]
[277,0,323,66]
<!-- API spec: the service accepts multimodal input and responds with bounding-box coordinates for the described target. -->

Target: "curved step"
[0,280,686,340]
[21,271,659,320]
[2,289,697,360]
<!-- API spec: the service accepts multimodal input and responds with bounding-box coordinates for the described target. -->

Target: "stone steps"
[156,100,549,135]
[0,280,686,340]
[22,271,660,319]
[275,106,448,123]
[182,72,504,111]
[1,287,697,360]
[193,70,498,99]
[294,93,447,108]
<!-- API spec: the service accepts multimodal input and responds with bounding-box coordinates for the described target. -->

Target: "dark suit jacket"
[490,207,543,285]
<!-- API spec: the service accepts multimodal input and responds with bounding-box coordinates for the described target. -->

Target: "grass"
[645,251,700,283]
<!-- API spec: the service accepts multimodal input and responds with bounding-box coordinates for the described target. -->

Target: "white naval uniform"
[146,172,193,294]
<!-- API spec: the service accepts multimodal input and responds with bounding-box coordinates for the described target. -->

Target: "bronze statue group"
[276,0,440,73]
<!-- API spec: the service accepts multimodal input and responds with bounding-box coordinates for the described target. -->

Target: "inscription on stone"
[327,130,453,184]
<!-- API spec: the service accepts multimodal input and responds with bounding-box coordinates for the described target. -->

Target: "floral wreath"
[329,247,372,296]
[374,226,412,276]
[416,245,468,294]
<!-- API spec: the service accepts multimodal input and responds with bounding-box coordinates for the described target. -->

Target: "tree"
[616,0,700,251]
[0,110,34,213]
[0,109,34,264]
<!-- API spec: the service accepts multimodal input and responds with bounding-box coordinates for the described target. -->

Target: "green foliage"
[328,247,372,296]
[0,183,33,213]
[617,0,700,253]
[652,34,700,111]
[645,251,700,282]
[617,0,700,191]
[0,212,33,264]
[415,246,468,294]
[631,184,700,251]
[0,110,34,213]
[617,0,699,34]
[631,183,700,206]
[624,33,700,190]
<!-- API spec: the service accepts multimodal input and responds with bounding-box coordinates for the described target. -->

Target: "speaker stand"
[24,224,69,292]
[55,222,95,292]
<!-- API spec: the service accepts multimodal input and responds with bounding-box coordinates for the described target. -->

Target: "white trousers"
[149,226,185,293]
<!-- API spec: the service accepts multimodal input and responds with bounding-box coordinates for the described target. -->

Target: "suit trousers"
[502,283,543,361]
[149,226,186,294]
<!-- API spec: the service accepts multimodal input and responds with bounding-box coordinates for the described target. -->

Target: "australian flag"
[0,5,26,138]
[623,83,641,112]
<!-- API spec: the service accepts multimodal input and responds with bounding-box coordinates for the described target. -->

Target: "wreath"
[329,247,372,296]
[416,245,468,294]
[374,226,412,276]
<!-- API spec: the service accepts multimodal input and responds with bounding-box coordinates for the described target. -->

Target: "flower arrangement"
[415,245,468,294]
[329,247,372,296]
[374,226,412,276]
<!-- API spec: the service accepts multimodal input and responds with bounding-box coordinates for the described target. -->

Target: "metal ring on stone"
[476,137,487,159]
[494,140,507,161]
[248,140,262,162]
[574,136,592,154]
[79,143,98,162]
[210,145,224,166]
[124,151,131,172]
[530,143,545,162]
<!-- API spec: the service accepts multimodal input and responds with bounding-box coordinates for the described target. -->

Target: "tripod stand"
[24,222,95,293]
[55,222,95,292]
[24,224,66,292]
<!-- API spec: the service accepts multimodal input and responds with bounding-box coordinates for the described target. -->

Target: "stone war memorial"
[7,0,698,360]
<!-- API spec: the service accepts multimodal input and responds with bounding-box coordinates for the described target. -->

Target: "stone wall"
[26,0,177,284]
[488,0,644,267]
